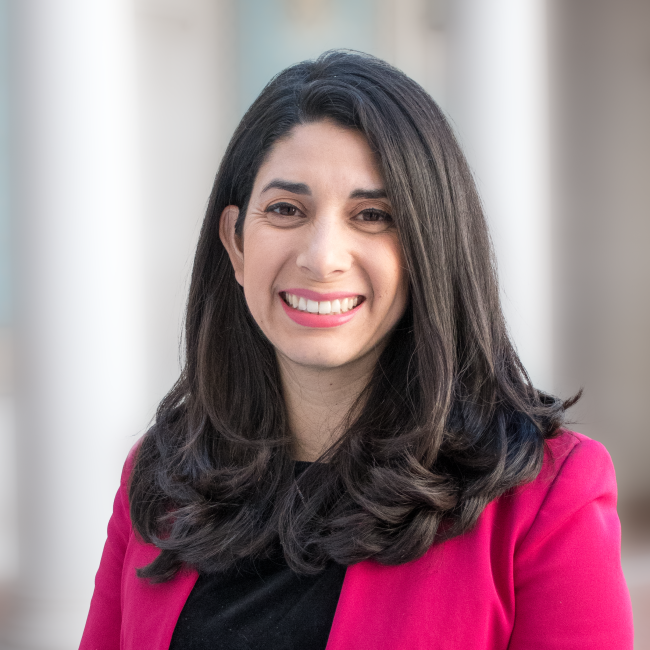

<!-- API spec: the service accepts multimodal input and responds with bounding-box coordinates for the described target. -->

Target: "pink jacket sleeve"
[79,445,138,650]
[508,436,633,649]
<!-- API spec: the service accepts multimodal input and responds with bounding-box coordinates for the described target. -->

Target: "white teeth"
[283,293,362,315]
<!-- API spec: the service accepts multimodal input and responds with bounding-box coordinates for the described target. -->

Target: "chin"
[280,347,363,370]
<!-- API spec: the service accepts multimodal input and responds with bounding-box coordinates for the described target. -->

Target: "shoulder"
[486,430,618,555]
[505,429,619,557]
[542,430,615,490]
[528,430,617,529]
[122,436,144,480]
[115,436,145,511]
[502,434,633,647]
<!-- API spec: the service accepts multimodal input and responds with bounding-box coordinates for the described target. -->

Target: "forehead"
[253,121,385,193]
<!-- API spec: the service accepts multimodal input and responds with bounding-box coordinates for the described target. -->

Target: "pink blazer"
[80,431,633,649]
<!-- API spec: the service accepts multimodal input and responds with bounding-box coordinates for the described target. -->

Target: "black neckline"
[294,460,312,476]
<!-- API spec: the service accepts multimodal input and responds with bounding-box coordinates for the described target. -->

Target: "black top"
[169,462,347,650]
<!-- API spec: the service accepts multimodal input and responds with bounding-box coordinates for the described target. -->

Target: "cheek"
[372,239,408,305]
[241,232,287,307]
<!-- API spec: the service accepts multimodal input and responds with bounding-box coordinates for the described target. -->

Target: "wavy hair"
[129,50,577,582]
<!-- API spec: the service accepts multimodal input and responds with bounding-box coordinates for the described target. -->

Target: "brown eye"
[358,209,392,223]
[267,202,301,217]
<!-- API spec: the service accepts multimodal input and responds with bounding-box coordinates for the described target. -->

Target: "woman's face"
[220,120,409,372]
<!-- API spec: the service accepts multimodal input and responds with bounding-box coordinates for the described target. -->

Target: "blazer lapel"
[120,534,198,650]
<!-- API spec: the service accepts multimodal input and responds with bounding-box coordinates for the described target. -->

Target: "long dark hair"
[130,50,576,582]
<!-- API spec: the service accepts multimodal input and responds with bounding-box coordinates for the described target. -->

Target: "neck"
[277,352,379,461]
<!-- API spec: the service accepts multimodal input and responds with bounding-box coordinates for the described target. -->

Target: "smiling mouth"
[281,292,364,315]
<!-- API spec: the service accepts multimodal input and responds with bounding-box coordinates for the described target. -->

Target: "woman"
[80,51,633,649]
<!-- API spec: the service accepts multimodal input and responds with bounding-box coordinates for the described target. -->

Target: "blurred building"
[0,0,647,647]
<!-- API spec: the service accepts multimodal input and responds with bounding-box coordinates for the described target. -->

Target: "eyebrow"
[261,180,311,195]
[260,179,388,201]
[349,188,388,200]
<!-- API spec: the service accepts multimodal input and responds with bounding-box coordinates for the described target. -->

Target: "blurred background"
[0,0,648,647]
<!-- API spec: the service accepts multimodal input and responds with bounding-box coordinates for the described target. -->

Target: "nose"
[295,215,353,281]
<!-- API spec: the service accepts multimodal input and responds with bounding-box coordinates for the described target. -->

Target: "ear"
[219,205,244,286]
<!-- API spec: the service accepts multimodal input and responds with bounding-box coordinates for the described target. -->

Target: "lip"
[281,287,364,302]
[279,294,364,328]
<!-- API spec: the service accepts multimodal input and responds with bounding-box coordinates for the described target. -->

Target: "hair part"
[129,50,578,582]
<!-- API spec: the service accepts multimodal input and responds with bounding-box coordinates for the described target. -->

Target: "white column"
[4,1,146,648]
[134,0,237,412]
[447,0,553,391]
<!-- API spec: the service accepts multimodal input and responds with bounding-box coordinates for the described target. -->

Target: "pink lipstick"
[279,289,365,328]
